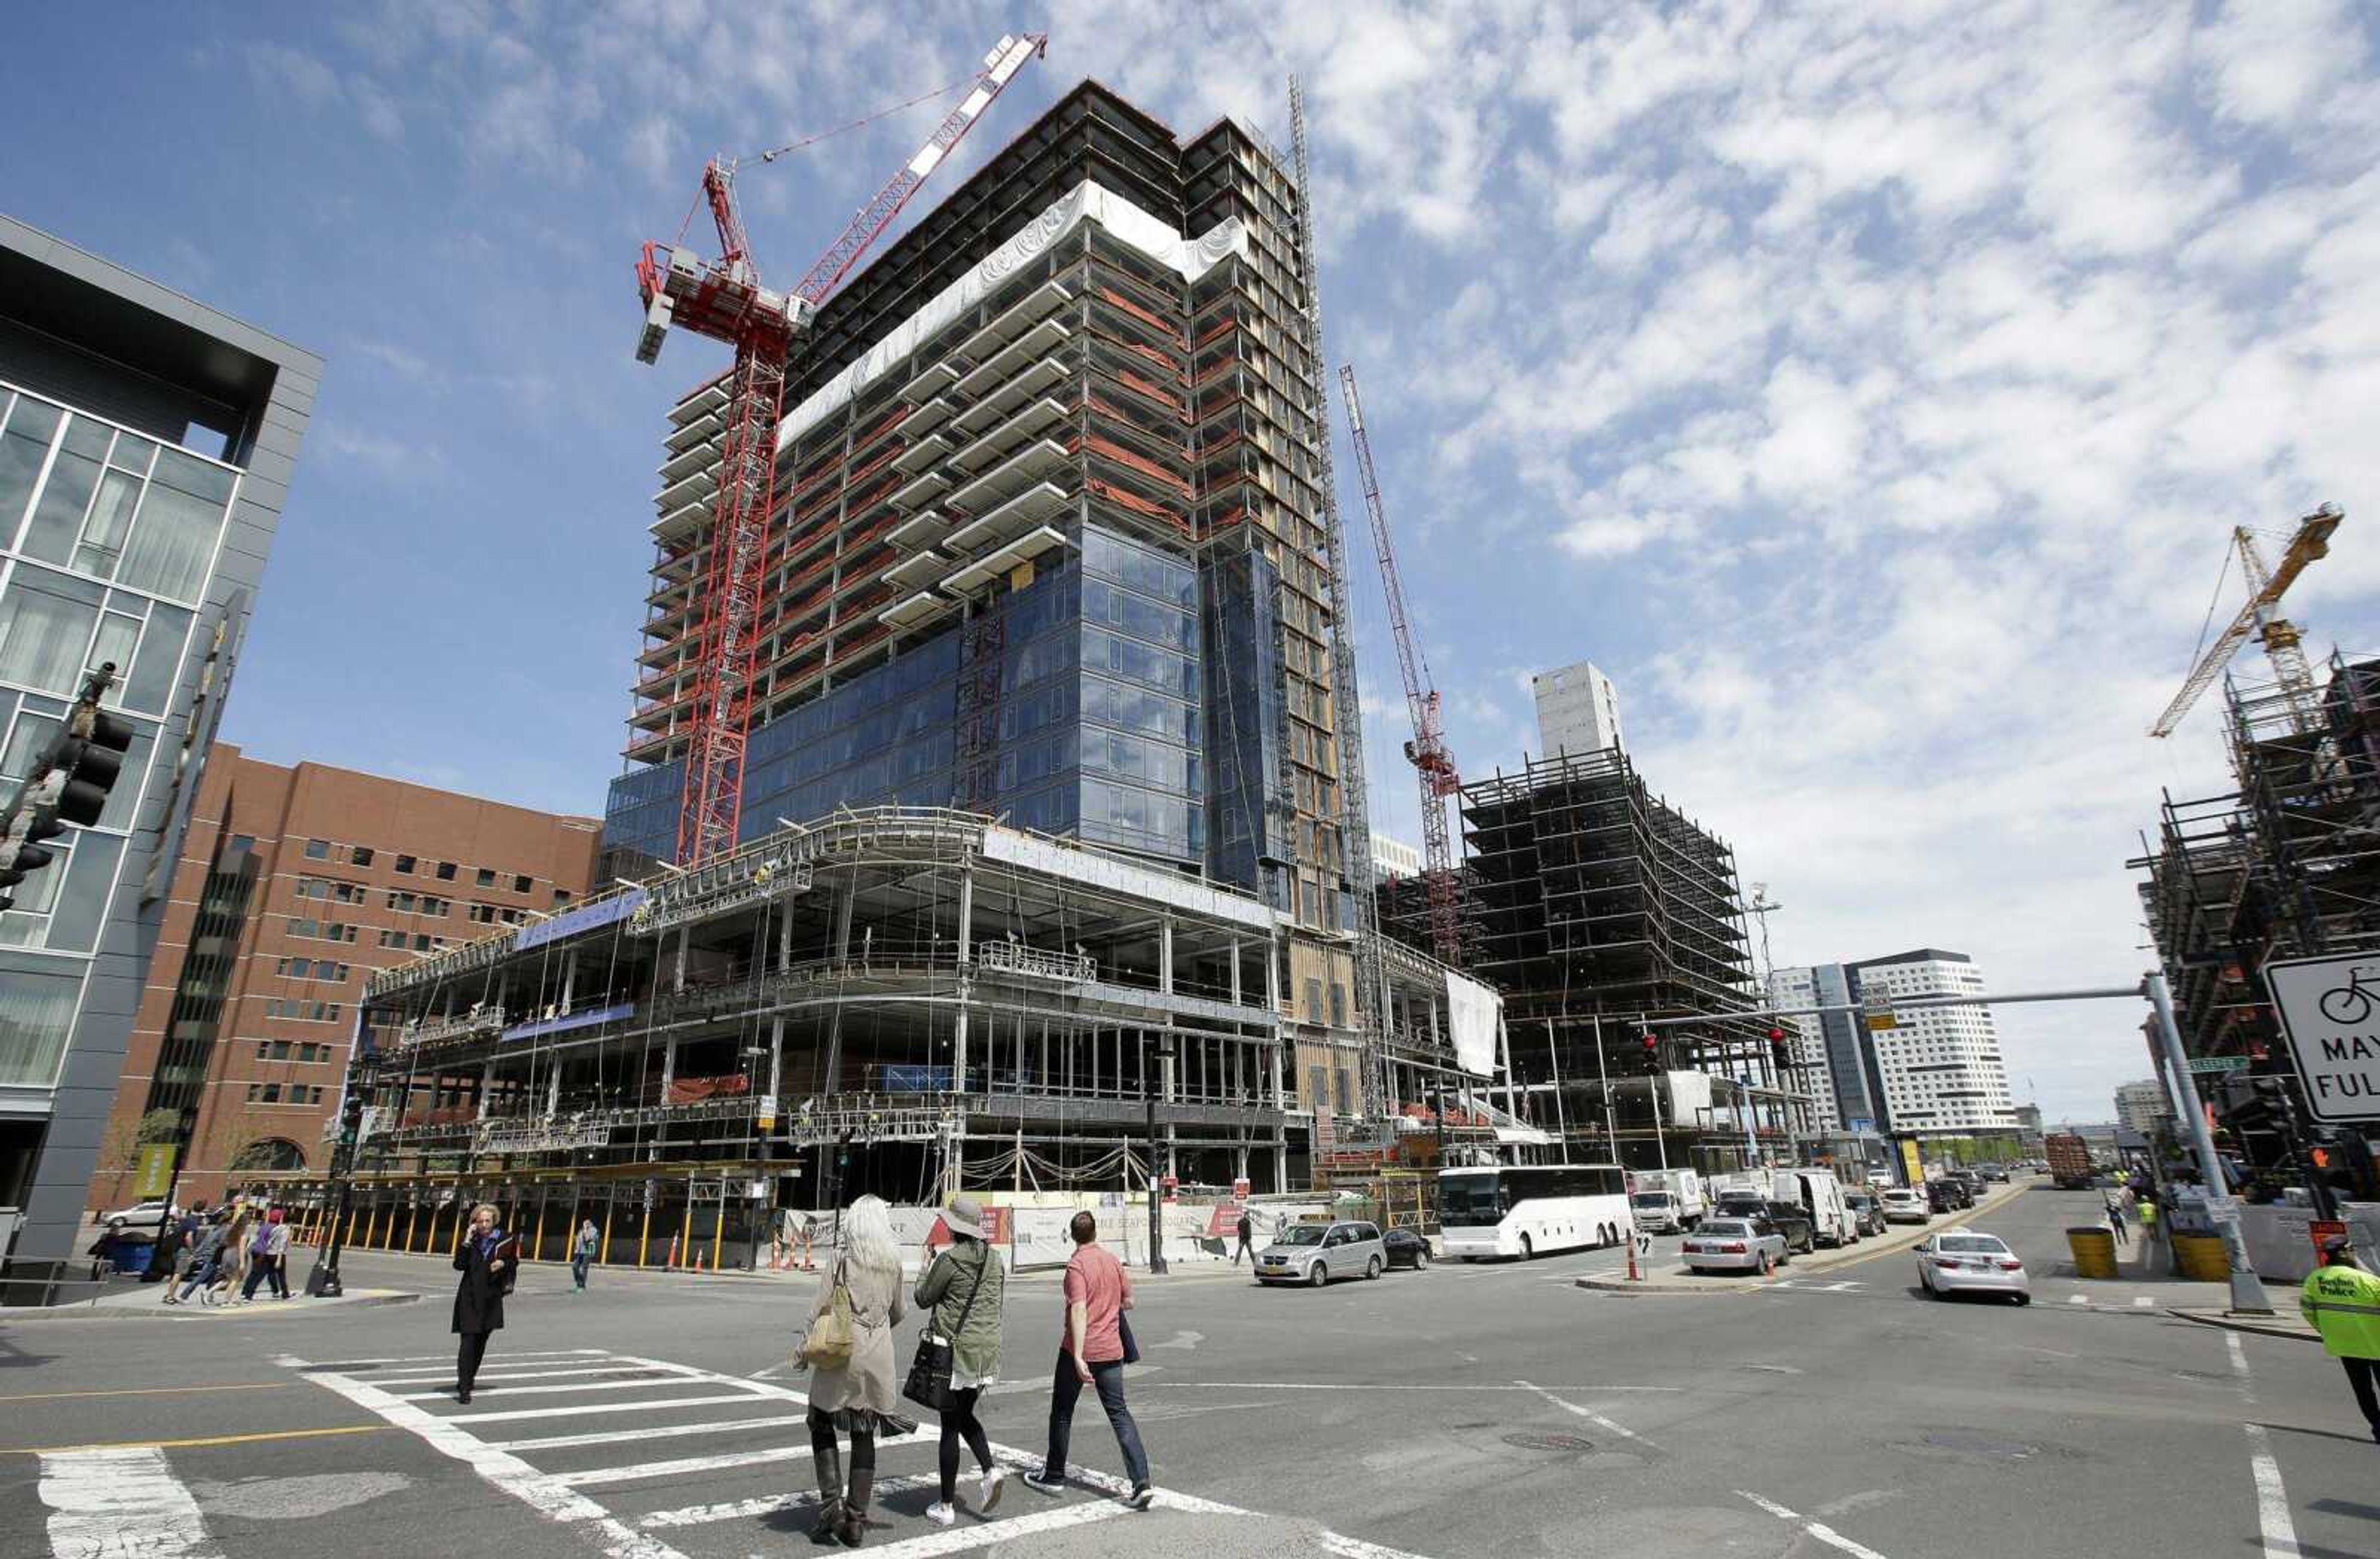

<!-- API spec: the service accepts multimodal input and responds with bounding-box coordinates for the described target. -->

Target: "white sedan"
[1682,1217,1789,1275]
[1916,1229,2030,1304]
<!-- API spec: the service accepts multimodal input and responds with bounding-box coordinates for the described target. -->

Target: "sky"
[8,1,2378,1126]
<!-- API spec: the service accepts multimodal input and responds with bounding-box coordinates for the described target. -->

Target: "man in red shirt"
[1022,1211,1153,1509]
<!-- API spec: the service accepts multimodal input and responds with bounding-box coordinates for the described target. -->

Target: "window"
[434,862,457,881]
[117,448,232,603]
[553,889,571,905]
[475,868,496,888]
[351,846,374,867]
[288,917,320,938]
[394,854,416,874]
[513,874,532,894]
[304,838,329,859]
[0,567,101,693]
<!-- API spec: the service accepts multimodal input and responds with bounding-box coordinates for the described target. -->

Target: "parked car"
[1916,1227,2030,1304]
[1879,1186,1931,1223]
[99,1199,180,1227]
[1977,1164,2009,1183]
[1843,1192,1888,1238]
[1253,1220,1386,1286]
[1925,1180,1968,1214]
[1757,1200,1815,1253]
[1949,1170,1988,1200]
[1382,1228,1433,1270]
[1681,1216,1789,1275]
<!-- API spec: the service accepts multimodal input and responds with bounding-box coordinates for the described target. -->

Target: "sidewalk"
[6,1284,420,1322]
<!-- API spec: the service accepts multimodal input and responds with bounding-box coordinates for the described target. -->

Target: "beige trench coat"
[804,1258,907,1418]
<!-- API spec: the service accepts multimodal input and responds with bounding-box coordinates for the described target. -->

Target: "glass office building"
[0,216,317,1283]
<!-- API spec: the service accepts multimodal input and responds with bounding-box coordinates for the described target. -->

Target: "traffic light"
[0,665,131,912]
[1768,1026,1791,1068]
[338,1088,365,1147]
[1641,1033,1661,1072]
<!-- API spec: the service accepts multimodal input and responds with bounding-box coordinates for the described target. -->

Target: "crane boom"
[629,33,1047,863]
[1339,363,1463,965]
[2149,505,2343,737]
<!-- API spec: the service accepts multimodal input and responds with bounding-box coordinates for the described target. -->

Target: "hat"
[943,1195,987,1240]
[2320,1233,2351,1255]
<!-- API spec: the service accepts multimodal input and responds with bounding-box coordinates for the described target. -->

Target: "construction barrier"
[2066,1227,2118,1280]
[2173,1232,2230,1283]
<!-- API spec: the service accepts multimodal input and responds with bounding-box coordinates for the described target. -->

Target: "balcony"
[891,433,953,477]
[945,437,1070,519]
[944,480,1070,557]
[878,591,958,635]
[897,360,960,404]
[884,549,951,593]
[950,278,1072,366]
[950,356,1072,439]
[896,396,955,439]
[888,467,952,513]
[953,318,1070,402]
[940,524,1067,596]
[948,396,1069,475]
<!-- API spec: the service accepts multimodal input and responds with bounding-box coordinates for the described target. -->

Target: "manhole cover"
[1502,1431,1595,1453]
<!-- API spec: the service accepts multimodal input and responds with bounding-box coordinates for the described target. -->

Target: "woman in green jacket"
[913,1195,1006,1527]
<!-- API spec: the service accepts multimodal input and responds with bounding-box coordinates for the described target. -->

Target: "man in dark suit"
[452,1203,514,1403]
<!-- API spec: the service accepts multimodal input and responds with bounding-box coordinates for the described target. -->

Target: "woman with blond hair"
[451,1203,514,1403]
[801,1195,910,1547]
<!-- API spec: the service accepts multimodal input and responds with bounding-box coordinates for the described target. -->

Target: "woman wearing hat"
[913,1195,1007,1527]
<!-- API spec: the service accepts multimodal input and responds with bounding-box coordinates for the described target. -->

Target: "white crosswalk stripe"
[280,1345,1434,1558]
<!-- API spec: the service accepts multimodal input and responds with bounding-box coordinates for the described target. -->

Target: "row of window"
[247,1082,325,1106]
[254,1040,334,1064]
[377,929,443,953]
[260,998,342,1023]
[293,877,366,905]
[275,958,350,983]
[286,917,358,943]
[298,836,552,897]
[386,891,451,916]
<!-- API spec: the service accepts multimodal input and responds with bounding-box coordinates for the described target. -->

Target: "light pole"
[1145,1035,1175,1274]
[306,1050,377,1298]
[2145,969,2272,1314]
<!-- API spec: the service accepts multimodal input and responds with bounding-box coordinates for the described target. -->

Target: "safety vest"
[2299,1263,2380,1360]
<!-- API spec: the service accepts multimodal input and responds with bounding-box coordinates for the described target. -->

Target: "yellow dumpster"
[2172,1233,2230,1282]
[2067,1226,2118,1279]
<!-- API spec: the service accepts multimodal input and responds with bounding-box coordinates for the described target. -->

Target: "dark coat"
[451,1234,511,1336]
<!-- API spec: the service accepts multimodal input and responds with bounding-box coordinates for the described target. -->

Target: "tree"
[100,1108,183,1204]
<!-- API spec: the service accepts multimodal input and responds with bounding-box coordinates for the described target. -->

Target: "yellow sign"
[133,1143,178,1199]
[1864,1013,1898,1031]
[1897,1137,1923,1186]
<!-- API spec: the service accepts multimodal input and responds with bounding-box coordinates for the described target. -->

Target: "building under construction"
[1385,747,1808,1173]
[2138,654,2380,1194]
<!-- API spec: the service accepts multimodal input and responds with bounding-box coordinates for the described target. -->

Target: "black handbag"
[902,1250,987,1411]
[1118,1311,1139,1365]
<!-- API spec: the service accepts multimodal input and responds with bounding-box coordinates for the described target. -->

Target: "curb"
[4,1289,423,1323]
[2164,1307,2322,1344]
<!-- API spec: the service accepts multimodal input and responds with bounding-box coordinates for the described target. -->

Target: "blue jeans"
[572,1253,590,1289]
[175,1255,218,1301]
[1044,1353,1148,1488]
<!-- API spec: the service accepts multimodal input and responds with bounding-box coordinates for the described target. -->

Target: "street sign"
[1848,1117,1875,1134]
[2188,1056,2250,1074]
[1862,987,1897,1031]
[2262,952,2380,1122]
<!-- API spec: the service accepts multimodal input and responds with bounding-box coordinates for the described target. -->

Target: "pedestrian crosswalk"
[267,1345,1432,1558]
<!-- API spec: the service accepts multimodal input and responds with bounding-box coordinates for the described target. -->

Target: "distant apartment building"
[1765,965,1842,1135]
[1,216,317,1270]
[1772,948,2016,1139]
[1370,831,1421,881]
[2113,1078,2174,1137]
[1532,660,1624,757]
[82,747,599,1210]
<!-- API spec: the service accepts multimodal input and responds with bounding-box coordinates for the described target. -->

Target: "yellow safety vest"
[2299,1263,2380,1359]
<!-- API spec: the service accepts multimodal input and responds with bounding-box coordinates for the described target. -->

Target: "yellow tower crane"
[2149,503,2345,737]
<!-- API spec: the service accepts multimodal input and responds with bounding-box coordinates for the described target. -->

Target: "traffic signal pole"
[306,1053,376,1299]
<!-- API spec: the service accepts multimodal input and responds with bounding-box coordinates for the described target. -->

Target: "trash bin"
[2172,1232,2229,1282]
[2066,1226,2118,1279]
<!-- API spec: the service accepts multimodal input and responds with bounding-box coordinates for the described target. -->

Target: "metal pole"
[1145,1036,1169,1274]
[1591,1014,1618,1160]
[2145,969,2272,1314]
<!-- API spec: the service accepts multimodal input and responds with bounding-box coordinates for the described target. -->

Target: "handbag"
[902,1250,987,1410]
[800,1260,857,1368]
[1118,1310,1140,1366]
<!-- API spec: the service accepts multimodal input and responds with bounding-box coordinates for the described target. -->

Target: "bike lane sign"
[2262,952,2380,1122]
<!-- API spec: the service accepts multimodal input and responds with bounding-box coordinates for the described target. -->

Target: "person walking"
[1021,1211,1152,1511]
[169,1209,229,1305]
[2301,1234,2380,1445]
[914,1196,1006,1527]
[451,1203,514,1404]
[239,1209,284,1302]
[573,1218,599,1292]
[1232,1210,1254,1265]
[265,1207,293,1299]
[800,1193,909,1548]
[2104,1191,2130,1248]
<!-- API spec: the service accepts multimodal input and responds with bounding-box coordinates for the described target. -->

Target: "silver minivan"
[1253,1219,1387,1286]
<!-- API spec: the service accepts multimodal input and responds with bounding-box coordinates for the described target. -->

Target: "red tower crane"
[1338,363,1463,965]
[632,33,1047,865]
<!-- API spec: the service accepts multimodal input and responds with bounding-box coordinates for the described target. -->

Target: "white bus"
[1437,1164,1633,1261]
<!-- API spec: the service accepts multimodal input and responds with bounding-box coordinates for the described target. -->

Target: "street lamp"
[1145,1034,1176,1274]
[306,1049,379,1298]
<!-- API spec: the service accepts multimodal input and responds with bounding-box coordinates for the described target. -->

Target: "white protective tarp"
[778,180,1251,453]
[1445,970,1501,1077]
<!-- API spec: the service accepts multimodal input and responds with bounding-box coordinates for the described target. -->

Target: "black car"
[1843,1192,1888,1238]
[1758,1200,1815,1253]
[1382,1228,1433,1270]
[1949,1171,1987,1200]
[1978,1164,2010,1183]
[1925,1179,1968,1214]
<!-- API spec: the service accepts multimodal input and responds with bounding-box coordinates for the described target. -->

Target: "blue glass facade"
[604,524,1224,872]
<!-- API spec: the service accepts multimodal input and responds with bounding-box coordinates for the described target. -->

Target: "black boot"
[837,1468,872,1548]
[809,1444,844,1545]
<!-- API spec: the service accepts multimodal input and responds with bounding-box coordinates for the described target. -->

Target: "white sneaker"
[925,1502,956,1527]
[976,1465,1005,1514]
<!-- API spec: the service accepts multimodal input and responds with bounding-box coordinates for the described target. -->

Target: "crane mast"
[1338,363,1463,965]
[631,35,1046,863]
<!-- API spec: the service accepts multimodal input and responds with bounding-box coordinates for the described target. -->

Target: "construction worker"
[2299,1235,2380,1445]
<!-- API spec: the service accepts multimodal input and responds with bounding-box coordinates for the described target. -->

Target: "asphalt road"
[6,1182,2373,1559]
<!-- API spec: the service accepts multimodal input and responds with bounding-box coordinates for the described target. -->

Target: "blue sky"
[9,2,2377,1124]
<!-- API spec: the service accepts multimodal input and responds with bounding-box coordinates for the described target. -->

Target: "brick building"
[84,746,597,1211]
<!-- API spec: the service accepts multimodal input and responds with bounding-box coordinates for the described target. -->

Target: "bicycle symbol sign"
[2263,953,2380,1123]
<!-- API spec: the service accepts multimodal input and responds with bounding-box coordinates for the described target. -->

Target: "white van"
[1773,1168,1858,1248]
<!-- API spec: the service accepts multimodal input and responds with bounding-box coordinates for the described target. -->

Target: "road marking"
[371,1363,677,1386]
[491,1412,814,1452]
[294,1364,688,1559]
[2224,1332,2256,1405]
[453,1391,765,1424]
[0,1382,290,1404]
[38,1445,224,1559]
[863,1499,1138,1554]
[273,1348,604,1371]
[2068,1295,2088,1305]
[2133,1296,2154,1308]
[16,1425,386,1455]
[1319,1530,1436,1558]
[394,1373,694,1402]
[1734,1490,1894,1558]
[638,1475,938,1530]
[2243,1423,2297,1559]
[1144,1381,1681,1393]
[1514,1379,1660,1451]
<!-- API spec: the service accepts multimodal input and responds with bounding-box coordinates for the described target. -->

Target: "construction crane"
[632,33,1047,865]
[2149,503,2344,738]
[1338,363,1463,965]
